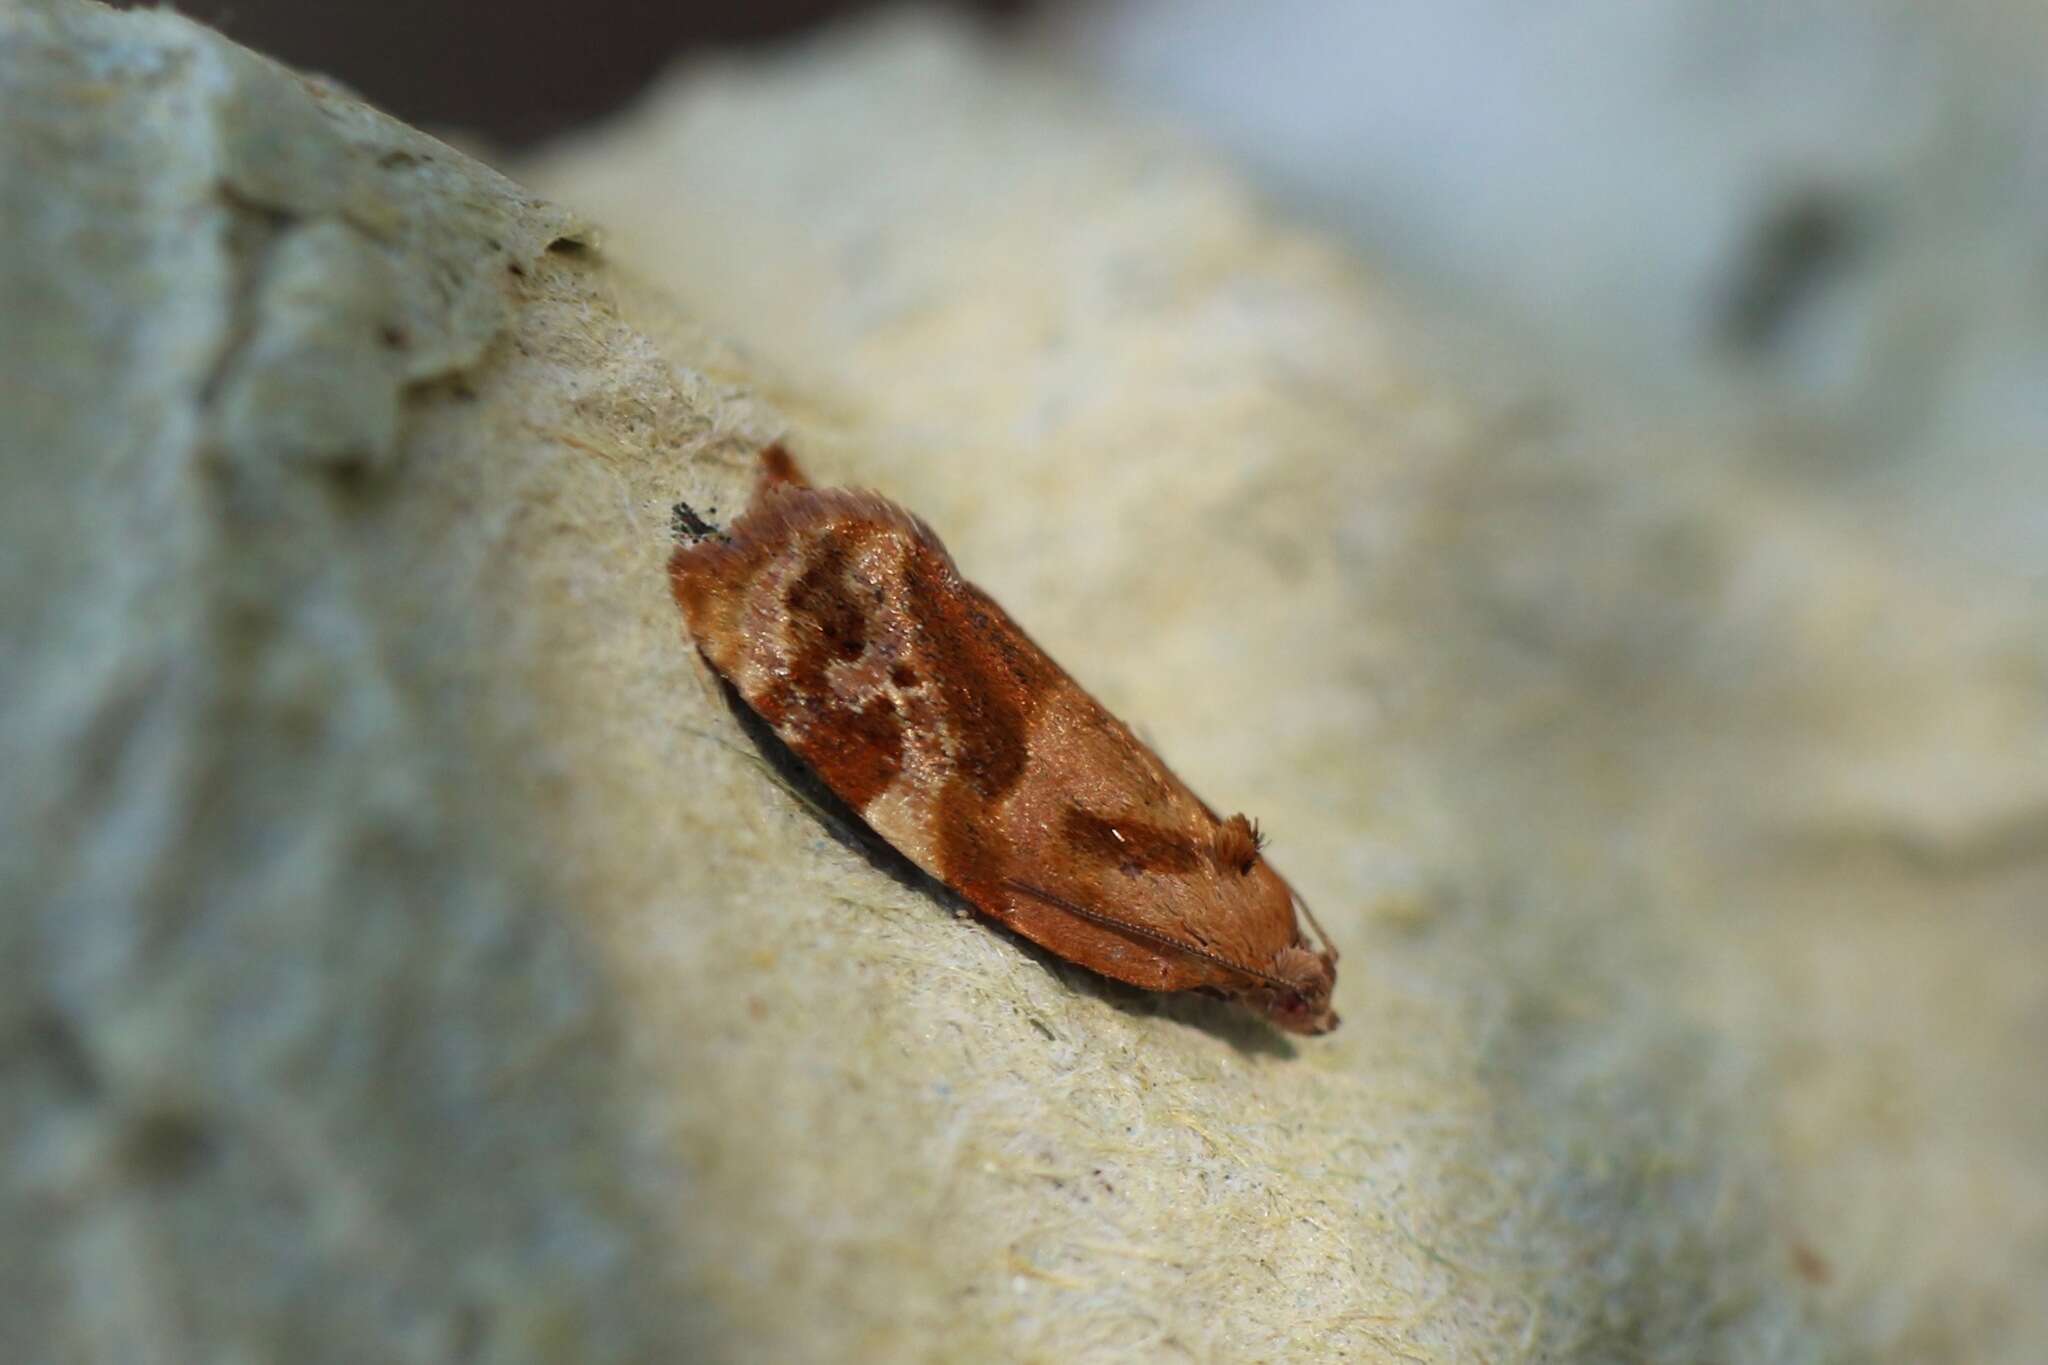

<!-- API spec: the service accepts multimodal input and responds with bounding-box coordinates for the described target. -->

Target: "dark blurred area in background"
[115,0,1034,146]
[103,0,2048,578]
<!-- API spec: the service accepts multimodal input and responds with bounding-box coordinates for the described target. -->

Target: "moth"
[669,446,1339,1034]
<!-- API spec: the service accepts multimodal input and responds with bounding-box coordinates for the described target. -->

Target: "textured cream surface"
[6,1,2043,1361]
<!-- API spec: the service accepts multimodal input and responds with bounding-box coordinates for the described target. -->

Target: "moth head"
[1259,943,1338,1035]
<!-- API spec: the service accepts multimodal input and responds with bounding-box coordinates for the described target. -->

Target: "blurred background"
[143,0,1033,145]
[138,0,2048,585]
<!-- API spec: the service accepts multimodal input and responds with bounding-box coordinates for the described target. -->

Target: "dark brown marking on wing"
[786,533,870,665]
[730,522,907,809]
[903,550,1034,805]
[960,582,1062,698]
[937,789,1015,910]
[796,693,904,811]
[901,543,1050,894]
[1061,807,1202,877]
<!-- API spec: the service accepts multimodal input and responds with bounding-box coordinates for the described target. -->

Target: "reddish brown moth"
[669,446,1339,1034]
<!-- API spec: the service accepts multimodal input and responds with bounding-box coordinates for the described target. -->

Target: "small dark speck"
[324,452,379,495]
[545,236,589,256]
[124,1110,216,1183]
[450,1302,488,1360]
[1720,189,1866,354]
[377,150,420,170]
[28,1010,100,1099]
[506,262,526,278]
[1791,1240,1833,1286]
[672,501,724,542]
[379,324,409,349]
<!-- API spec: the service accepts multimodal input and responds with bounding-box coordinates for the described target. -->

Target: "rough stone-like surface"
[0,1,688,1360]
[7,1,2044,1362]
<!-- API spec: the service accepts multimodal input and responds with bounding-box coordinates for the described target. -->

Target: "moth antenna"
[1000,879,1295,993]
[1292,889,1340,964]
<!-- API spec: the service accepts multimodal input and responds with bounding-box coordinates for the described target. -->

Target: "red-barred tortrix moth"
[670,447,1338,1034]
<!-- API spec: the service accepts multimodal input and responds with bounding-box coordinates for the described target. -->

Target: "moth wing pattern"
[669,445,1339,1033]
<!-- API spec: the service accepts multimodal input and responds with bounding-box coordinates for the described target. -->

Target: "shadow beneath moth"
[668,446,1339,1035]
